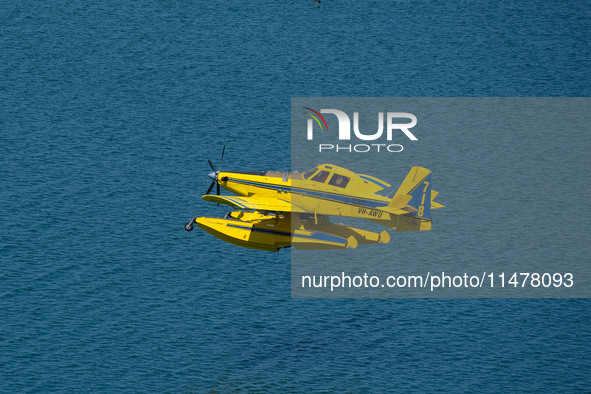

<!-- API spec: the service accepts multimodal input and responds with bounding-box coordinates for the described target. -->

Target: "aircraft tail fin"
[372,167,442,232]
[395,166,433,220]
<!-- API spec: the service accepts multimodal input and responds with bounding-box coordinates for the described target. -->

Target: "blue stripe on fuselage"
[358,175,389,189]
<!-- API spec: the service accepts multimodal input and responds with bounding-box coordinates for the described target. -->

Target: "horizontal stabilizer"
[431,191,444,209]
[388,193,412,209]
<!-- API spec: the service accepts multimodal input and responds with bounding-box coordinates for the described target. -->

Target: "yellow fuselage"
[217,170,395,220]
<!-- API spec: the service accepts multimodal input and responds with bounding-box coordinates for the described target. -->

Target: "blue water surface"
[1,0,591,392]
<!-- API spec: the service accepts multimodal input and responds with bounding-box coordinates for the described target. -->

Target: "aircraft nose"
[208,171,217,181]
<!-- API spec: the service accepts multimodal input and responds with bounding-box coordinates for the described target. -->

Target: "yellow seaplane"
[185,147,444,252]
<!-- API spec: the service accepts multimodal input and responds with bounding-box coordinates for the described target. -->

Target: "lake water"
[1,0,590,392]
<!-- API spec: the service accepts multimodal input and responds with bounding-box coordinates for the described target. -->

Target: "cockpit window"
[328,174,350,188]
[302,167,319,180]
[311,170,330,183]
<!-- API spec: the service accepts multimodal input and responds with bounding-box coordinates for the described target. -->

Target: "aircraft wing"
[202,195,308,213]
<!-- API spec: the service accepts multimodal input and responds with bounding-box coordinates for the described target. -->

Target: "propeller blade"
[208,159,216,172]
[218,145,225,173]
[205,181,215,195]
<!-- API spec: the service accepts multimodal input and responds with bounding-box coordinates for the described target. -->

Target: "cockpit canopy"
[302,165,351,189]
[300,164,391,195]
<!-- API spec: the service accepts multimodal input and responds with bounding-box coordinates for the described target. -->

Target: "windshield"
[311,170,330,183]
[302,167,318,180]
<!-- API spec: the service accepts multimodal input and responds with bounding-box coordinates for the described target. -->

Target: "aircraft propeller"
[205,145,226,196]
[187,146,226,232]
